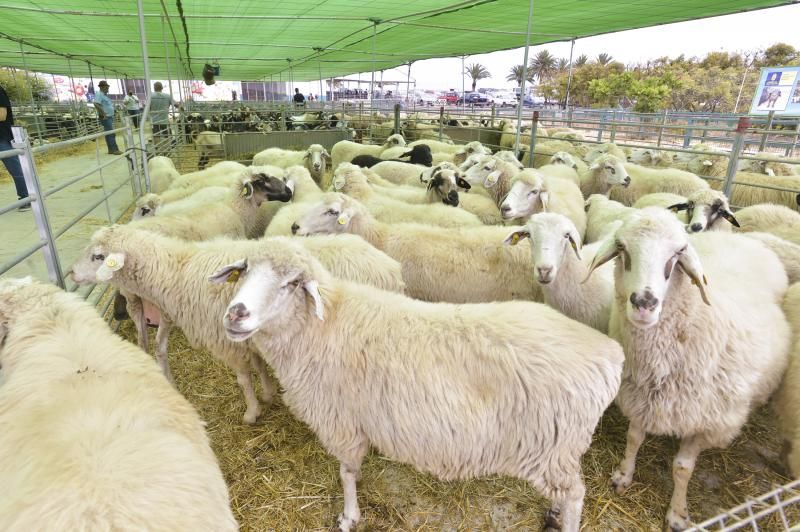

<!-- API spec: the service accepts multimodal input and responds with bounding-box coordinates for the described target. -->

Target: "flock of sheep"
[1,125,800,531]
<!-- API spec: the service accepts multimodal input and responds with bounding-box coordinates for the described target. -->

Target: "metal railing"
[689,479,800,531]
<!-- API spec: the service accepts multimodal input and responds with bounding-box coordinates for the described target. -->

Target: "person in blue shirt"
[0,84,30,210]
[92,80,122,155]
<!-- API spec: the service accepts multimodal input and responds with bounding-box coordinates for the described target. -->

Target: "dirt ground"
[119,320,798,532]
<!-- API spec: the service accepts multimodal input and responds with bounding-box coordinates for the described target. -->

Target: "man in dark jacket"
[0,85,30,210]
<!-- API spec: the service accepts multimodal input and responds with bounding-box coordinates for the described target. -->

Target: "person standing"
[293,87,305,108]
[0,84,30,210]
[93,80,122,155]
[122,90,140,128]
[148,82,179,153]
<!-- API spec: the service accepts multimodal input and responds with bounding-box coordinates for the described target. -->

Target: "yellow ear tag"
[240,185,249,198]
[105,257,118,269]
[337,215,348,225]
[227,270,241,283]
[511,233,520,245]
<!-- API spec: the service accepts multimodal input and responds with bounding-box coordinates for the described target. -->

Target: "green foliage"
[0,68,52,102]
[506,64,533,87]
[529,50,557,83]
[465,63,491,91]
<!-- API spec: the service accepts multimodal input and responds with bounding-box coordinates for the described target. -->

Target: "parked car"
[414,90,439,106]
[488,92,518,107]
[440,91,460,105]
[457,91,489,106]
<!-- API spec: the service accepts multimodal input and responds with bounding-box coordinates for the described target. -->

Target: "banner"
[749,66,800,116]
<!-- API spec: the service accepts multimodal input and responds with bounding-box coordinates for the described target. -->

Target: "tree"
[0,68,51,102]
[596,53,614,66]
[556,58,570,74]
[530,50,557,83]
[760,43,798,66]
[465,63,491,92]
[506,64,533,87]
[574,54,589,67]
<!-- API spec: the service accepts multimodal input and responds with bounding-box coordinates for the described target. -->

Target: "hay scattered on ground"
[113,320,798,531]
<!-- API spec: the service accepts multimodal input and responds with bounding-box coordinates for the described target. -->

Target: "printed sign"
[750,66,800,115]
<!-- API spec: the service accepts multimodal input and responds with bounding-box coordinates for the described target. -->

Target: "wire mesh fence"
[689,479,800,531]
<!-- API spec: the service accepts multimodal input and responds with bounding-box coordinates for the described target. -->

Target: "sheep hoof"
[666,507,690,531]
[242,405,262,425]
[543,508,561,530]
[610,469,632,494]
[337,513,358,531]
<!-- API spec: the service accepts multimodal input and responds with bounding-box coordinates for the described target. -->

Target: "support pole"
[513,0,535,157]
[406,62,412,105]
[393,103,401,135]
[136,0,152,192]
[759,110,775,152]
[461,55,466,112]
[317,52,324,104]
[656,108,668,147]
[162,15,173,109]
[438,106,444,142]
[722,117,750,199]
[369,19,379,106]
[526,111,539,168]
[564,38,575,110]
[733,61,752,114]
[18,42,45,143]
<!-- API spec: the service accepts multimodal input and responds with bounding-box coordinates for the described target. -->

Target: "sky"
[293,3,800,96]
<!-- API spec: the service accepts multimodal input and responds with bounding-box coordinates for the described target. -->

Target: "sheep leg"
[666,433,710,532]
[250,354,277,406]
[154,316,174,384]
[542,473,585,532]
[610,421,646,494]
[337,444,367,532]
[236,370,262,425]
[126,293,149,353]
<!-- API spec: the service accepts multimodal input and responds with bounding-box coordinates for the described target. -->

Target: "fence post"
[123,119,143,197]
[787,119,800,157]
[490,104,496,129]
[656,109,668,147]
[722,117,750,200]
[682,118,694,149]
[609,110,617,143]
[280,106,287,132]
[526,111,539,169]
[393,103,401,135]
[597,111,605,142]
[567,107,574,128]
[759,110,775,152]
[12,126,65,288]
[438,106,444,142]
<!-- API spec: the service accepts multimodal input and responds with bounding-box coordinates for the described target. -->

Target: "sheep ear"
[304,280,324,321]
[96,253,126,282]
[719,209,740,228]
[401,150,413,158]
[582,237,618,284]
[240,181,254,199]
[668,202,690,213]
[572,163,578,170]
[303,151,311,159]
[209,259,247,284]
[455,177,471,191]
[766,168,775,177]
[539,190,550,212]
[323,150,332,161]
[427,175,442,191]
[503,229,530,246]
[484,170,502,187]
[677,244,711,306]
[568,232,581,260]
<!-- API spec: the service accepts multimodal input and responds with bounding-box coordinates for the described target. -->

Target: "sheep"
[584,143,627,163]
[733,203,800,245]
[537,162,580,187]
[453,141,491,166]
[741,233,800,284]
[215,242,624,532]
[500,169,587,239]
[776,283,800,479]
[710,172,800,212]
[549,127,585,140]
[0,278,238,531]
[264,165,326,237]
[521,140,577,168]
[550,151,588,174]
[584,194,634,244]
[738,157,797,177]
[368,160,435,187]
[331,133,406,169]
[330,163,482,227]
[252,144,331,184]
[577,154,631,198]
[627,148,672,167]
[493,150,525,170]
[381,141,457,161]
[147,155,179,193]
[666,189,739,234]
[407,138,457,153]
[351,144,433,169]
[676,152,729,178]
[462,154,522,208]
[632,192,688,212]
[293,193,541,303]
[610,161,710,206]
[193,130,223,170]
[71,225,405,424]
[166,160,246,191]
[133,186,229,220]
[505,213,614,332]
[591,208,790,530]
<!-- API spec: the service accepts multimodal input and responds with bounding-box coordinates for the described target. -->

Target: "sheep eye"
[483,166,491,171]
[608,167,616,174]
[615,242,625,251]
[91,253,105,261]
[325,209,339,216]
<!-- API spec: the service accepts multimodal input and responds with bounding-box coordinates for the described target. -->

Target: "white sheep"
[733,203,800,245]
[369,160,430,186]
[666,189,739,234]
[505,213,613,332]
[710,172,800,212]
[407,138,458,153]
[584,143,627,163]
[0,278,237,531]
[215,242,624,532]
[500,169,587,239]
[577,154,631,198]
[776,282,800,479]
[166,160,246,191]
[132,186,229,220]
[536,162,580,187]
[627,148,672,167]
[330,163,482,228]
[591,208,790,530]
[193,130,223,170]
[146,155,179,193]
[584,194,634,244]
[293,193,541,303]
[632,192,688,212]
[493,150,525,170]
[331,133,406,169]
[521,140,577,168]
[461,154,522,208]
[610,160,710,206]
[252,144,332,184]
[71,225,405,424]
[738,157,797,177]
[741,233,800,284]
[550,151,588,173]
[264,165,326,237]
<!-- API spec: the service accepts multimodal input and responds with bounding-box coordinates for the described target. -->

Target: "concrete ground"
[0,137,138,284]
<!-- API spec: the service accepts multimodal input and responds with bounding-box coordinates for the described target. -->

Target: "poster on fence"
[749,66,800,115]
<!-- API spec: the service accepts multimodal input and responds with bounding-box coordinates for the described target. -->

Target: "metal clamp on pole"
[722,117,750,199]
[393,104,401,136]
[526,111,539,168]
[12,126,65,288]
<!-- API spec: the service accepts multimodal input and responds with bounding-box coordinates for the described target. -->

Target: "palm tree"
[574,54,589,67]
[596,53,613,66]
[465,63,491,92]
[556,58,569,73]
[530,50,557,83]
[506,65,533,87]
